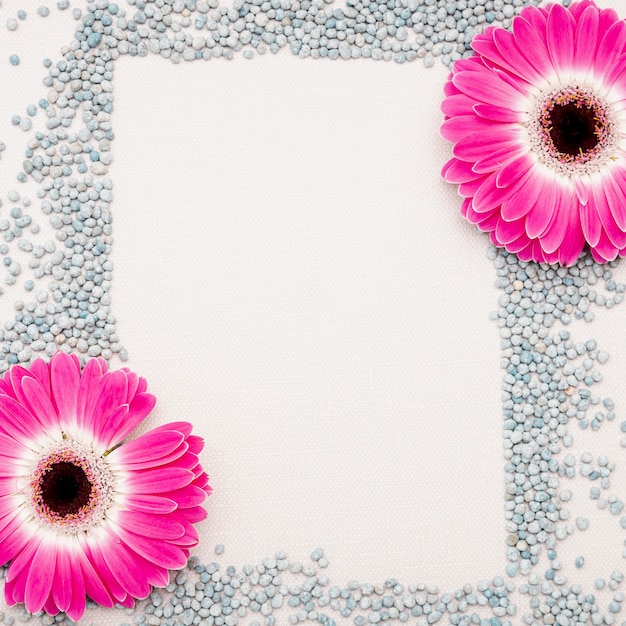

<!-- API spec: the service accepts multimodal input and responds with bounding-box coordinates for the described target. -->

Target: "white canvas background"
[0,2,626,623]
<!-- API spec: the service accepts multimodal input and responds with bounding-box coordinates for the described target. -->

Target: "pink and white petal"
[113,525,188,570]
[452,69,526,109]
[125,493,178,514]
[116,510,185,540]
[476,209,500,233]
[512,17,554,81]
[574,4,600,73]
[502,231,532,254]
[546,3,575,80]
[0,395,48,445]
[499,166,545,222]
[50,351,81,429]
[25,537,56,614]
[3,521,38,578]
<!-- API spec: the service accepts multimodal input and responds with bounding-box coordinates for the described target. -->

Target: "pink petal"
[441,93,476,118]
[473,103,523,124]
[96,403,129,450]
[76,357,106,432]
[125,494,178,514]
[525,180,556,239]
[90,369,128,430]
[79,535,129,603]
[606,167,626,229]
[20,376,58,431]
[595,18,626,72]
[492,27,543,84]
[580,198,602,246]
[52,548,72,612]
[574,4,600,71]
[106,392,156,446]
[93,536,153,599]
[440,115,502,143]
[122,467,195,494]
[558,230,585,267]
[149,421,194,437]
[442,158,482,184]
[75,544,115,609]
[25,538,55,614]
[453,128,522,163]
[592,182,626,248]
[495,216,526,245]
[0,396,46,444]
[178,505,208,524]
[116,510,185,540]
[166,484,210,508]
[603,52,626,91]
[546,4,575,78]
[186,435,204,455]
[110,429,185,466]
[114,525,188,570]
[592,230,620,262]
[50,351,80,428]
[452,69,525,109]
[66,556,87,622]
[539,191,576,254]
[512,17,553,80]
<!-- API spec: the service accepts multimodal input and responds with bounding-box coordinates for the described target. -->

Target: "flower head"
[0,351,211,620]
[441,0,626,265]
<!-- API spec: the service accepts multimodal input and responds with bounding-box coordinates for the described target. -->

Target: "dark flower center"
[39,461,92,516]
[548,101,600,156]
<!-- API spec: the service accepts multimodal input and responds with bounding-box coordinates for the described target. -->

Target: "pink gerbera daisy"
[0,351,211,620]
[441,0,626,265]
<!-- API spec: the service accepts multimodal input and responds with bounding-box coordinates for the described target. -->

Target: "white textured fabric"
[0,1,626,624]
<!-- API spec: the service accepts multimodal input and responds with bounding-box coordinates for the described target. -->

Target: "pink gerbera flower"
[0,351,211,620]
[441,0,626,265]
